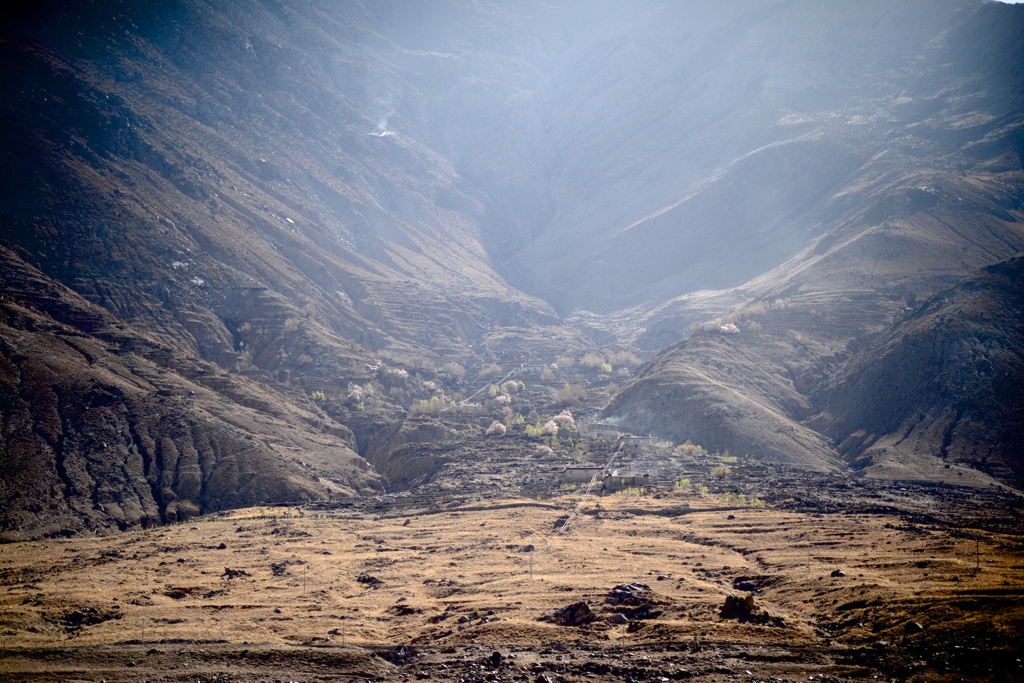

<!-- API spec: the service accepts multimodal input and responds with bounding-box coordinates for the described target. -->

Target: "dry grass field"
[1,488,1022,682]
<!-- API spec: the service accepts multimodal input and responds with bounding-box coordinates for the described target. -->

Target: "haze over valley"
[1,2,1023,680]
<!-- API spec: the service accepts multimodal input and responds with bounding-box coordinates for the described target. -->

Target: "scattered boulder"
[904,621,925,635]
[222,567,249,578]
[388,604,422,617]
[61,606,121,628]
[606,583,653,607]
[378,644,414,666]
[720,594,786,627]
[541,601,596,627]
[605,583,662,620]
[521,544,535,553]
[356,572,383,588]
[831,569,846,577]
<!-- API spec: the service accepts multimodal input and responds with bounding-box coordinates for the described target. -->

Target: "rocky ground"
[1,480,1021,682]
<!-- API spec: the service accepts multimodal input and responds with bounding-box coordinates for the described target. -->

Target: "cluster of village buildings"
[559,422,654,492]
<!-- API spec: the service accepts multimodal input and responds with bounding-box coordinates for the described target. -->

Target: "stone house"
[618,435,652,451]
[579,422,621,439]
[602,472,651,491]
[560,466,605,485]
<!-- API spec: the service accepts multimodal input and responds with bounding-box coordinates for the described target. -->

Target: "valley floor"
[1,487,1022,682]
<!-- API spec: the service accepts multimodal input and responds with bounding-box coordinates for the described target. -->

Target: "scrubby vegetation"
[553,383,586,406]
[710,465,732,479]
[410,394,453,416]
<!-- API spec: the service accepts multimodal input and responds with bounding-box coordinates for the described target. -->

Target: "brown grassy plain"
[1,489,1022,682]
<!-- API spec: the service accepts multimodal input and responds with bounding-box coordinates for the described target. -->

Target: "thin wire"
[442,368,520,412]
[543,440,624,550]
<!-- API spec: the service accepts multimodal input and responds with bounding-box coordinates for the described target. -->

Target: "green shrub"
[710,465,731,479]
[676,440,707,456]
[608,350,640,367]
[674,478,692,489]
[410,394,451,416]
[439,362,466,380]
[553,383,585,406]
[480,363,503,378]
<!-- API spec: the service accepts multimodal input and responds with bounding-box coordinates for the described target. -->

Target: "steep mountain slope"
[0,246,382,541]
[811,254,1024,485]
[0,0,556,360]
[453,0,987,313]
[0,0,575,535]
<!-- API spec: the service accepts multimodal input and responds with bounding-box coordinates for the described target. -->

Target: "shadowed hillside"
[812,254,1024,485]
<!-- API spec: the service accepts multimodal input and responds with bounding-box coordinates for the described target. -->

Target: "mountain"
[812,254,1024,484]
[1,0,1023,538]
[601,2,1024,488]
